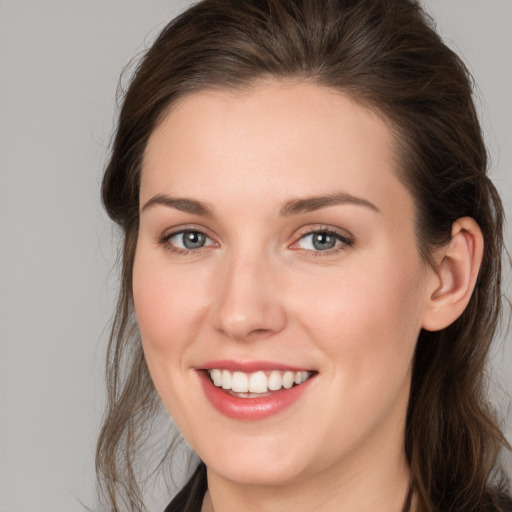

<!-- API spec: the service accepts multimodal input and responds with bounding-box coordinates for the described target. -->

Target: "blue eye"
[296,230,352,252]
[166,230,214,250]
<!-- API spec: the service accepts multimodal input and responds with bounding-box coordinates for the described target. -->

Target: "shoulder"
[163,463,207,512]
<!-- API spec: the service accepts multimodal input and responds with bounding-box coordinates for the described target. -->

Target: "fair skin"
[133,81,483,512]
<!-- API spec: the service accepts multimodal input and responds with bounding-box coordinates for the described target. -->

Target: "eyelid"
[289,225,355,253]
[159,224,219,253]
[161,224,203,240]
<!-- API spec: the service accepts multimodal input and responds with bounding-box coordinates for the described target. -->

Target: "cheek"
[132,246,207,359]
[131,245,217,431]
[290,249,425,385]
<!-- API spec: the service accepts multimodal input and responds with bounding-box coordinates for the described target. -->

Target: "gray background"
[1,1,511,511]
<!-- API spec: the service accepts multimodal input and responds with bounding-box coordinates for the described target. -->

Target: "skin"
[133,81,482,512]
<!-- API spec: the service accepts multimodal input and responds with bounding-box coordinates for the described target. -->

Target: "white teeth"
[248,371,267,393]
[211,369,222,386]
[221,369,232,390]
[208,369,312,394]
[295,371,308,384]
[268,370,282,391]
[231,371,249,392]
[282,371,294,389]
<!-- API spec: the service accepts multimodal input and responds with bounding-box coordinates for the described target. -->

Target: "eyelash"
[291,227,354,256]
[159,226,354,256]
[160,226,217,256]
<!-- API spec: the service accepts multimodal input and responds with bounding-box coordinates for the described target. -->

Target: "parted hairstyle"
[97,0,511,510]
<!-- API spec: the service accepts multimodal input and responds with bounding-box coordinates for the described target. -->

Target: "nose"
[212,251,287,342]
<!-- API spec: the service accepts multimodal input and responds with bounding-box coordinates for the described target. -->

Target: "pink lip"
[198,359,311,372]
[198,368,316,421]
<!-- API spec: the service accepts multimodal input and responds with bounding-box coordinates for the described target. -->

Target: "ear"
[421,217,484,332]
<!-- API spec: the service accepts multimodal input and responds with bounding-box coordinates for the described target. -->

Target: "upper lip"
[197,360,313,373]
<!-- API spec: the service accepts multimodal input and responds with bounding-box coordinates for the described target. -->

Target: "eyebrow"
[141,194,213,216]
[279,192,380,216]
[141,191,379,217]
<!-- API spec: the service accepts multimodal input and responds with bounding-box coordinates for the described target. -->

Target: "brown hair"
[97,0,511,510]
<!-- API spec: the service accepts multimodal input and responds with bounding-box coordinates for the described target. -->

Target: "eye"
[164,229,215,251]
[294,230,353,252]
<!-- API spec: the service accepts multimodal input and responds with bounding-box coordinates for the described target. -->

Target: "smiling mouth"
[206,369,313,398]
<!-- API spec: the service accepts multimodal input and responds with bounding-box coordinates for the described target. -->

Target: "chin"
[207,454,307,487]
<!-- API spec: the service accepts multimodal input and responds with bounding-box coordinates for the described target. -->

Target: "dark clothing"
[164,463,207,512]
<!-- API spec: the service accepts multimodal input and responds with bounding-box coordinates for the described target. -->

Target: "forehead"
[141,80,411,219]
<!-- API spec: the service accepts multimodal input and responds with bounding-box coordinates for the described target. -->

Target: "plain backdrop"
[1,1,511,511]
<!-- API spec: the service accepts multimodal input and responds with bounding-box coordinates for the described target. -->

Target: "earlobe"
[421,217,484,332]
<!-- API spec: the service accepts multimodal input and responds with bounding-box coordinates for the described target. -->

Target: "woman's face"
[133,81,434,486]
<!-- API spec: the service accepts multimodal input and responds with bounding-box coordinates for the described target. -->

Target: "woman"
[96,0,511,510]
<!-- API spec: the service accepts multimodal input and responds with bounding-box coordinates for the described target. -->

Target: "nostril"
[247,328,273,338]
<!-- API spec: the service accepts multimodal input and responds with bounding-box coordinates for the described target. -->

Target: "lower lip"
[198,371,315,420]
